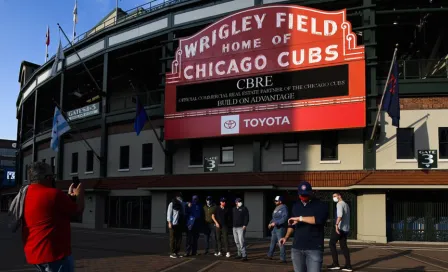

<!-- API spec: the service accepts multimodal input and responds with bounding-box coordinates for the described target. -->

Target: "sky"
[0,0,165,141]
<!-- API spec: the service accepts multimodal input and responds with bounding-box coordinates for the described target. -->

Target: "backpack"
[8,185,29,233]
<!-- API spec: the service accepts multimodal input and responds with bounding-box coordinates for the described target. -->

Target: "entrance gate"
[107,196,152,230]
[387,191,448,242]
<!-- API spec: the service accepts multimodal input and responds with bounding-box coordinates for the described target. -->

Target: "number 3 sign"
[204,156,218,172]
[417,150,438,169]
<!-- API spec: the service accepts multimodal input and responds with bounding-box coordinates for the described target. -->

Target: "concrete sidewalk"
[1,220,448,271]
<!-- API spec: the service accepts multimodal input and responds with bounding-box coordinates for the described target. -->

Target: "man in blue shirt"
[266,195,288,263]
[279,181,328,272]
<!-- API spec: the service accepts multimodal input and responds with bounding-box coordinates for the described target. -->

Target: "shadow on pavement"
[354,249,411,270]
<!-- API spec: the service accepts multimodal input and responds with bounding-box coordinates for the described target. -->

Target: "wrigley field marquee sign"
[164,5,366,140]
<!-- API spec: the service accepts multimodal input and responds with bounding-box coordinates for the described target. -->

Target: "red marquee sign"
[164,5,365,140]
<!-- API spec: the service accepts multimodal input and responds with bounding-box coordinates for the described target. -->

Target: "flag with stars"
[50,107,71,151]
[382,59,400,127]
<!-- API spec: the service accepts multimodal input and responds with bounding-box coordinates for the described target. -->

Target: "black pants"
[204,222,217,252]
[329,228,351,266]
[186,228,200,255]
[169,224,182,254]
[216,226,229,253]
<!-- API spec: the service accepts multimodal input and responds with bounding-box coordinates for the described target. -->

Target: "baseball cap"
[220,197,226,202]
[274,196,284,202]
[235,197,242,203]
[298,181,312,195]
[206,196,212,200]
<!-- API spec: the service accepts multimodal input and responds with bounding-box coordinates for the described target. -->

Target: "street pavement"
[1,214,448,271]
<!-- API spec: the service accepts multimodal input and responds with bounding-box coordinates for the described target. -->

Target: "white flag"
[73,0,78,24]
[51,40,65,76]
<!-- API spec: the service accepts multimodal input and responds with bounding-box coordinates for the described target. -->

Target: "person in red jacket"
[22,162,84,272]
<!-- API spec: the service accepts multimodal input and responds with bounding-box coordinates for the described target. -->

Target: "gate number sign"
[204,156,218,172]
[417,150,438,169]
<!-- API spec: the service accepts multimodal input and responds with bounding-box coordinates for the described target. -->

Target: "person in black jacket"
[212,197,231,258]
[232,198,249,261]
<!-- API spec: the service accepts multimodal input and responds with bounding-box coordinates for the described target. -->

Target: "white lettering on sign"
[183,12,338,59]
[7,171,15,180]
[236,76,273,90]
[243,116,291,128]
[184,14,267,58]
[183,55,267,80]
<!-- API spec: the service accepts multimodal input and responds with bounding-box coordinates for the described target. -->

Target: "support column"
[162,32,175,175]
[56,74,65,180]
[151,191,168,233]
[244,191,265,238]
[100,53,109,178]
[357,193,387,243]
[253,140,261,172]
[363,0,377,169]
[32,89,39,162]
[16,106,24,186]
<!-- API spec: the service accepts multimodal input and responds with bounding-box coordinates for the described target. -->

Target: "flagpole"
[45,45,49,62]
[57,23,103,94]
[369,44,399,142]
[45,25,49,62]
[52,99,101,161]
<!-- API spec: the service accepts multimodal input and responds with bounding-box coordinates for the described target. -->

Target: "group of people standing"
[166,181,353,272]
[166,193,250,261]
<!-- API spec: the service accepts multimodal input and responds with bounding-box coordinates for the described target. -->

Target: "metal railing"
[108,90,164,112]
[38,118,53,134]
[60,0,193,51]
[377,59,448,80]
[22,129,33,142]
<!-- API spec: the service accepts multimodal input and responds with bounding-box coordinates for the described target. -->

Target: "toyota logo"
[224,120,236,129]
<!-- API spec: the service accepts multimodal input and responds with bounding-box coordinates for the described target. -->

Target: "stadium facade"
[10,0,448,243]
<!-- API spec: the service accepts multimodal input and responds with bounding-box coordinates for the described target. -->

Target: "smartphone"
[72,176,80,187]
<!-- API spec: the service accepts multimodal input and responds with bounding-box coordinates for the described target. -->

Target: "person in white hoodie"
[167,192,187,258]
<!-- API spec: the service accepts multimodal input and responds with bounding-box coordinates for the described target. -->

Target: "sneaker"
[214,252,222,256]
[183,253,190,257]
[226,252,231,258]
[176,253,183,258]
[234,255,242,259]
[265,256,273,260]
[278,260,287,264]
[341,266,353,271]
[242,257,248,262]
[169,254,177,258]
[327,264,341,270]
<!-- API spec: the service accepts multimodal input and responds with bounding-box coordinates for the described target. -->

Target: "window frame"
[439,127,448,159]
[119,145,130,170]
[86,150,94,172]
[141,143,153,168]
[321,131,339,161]
[283,140,300,162]
[71,152,78,174]
[396,128,415,160]
[220,145,234,164]
[189,140,203,166]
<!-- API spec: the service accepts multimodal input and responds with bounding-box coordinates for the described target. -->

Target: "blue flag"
[134,98,148,136]
[382,59,400,127]
[50,107,71,151]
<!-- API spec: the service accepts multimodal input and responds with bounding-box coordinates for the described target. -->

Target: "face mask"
[237,202,243,208]
[206,200,211,205]
[333,197,339,203]
[299,195,310,202]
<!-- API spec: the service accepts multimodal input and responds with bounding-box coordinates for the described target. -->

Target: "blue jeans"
[267,227,286,261]
[291,248,323,272]
[34,255,74,272]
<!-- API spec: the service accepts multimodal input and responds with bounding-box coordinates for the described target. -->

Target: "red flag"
[45,26,50,46]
